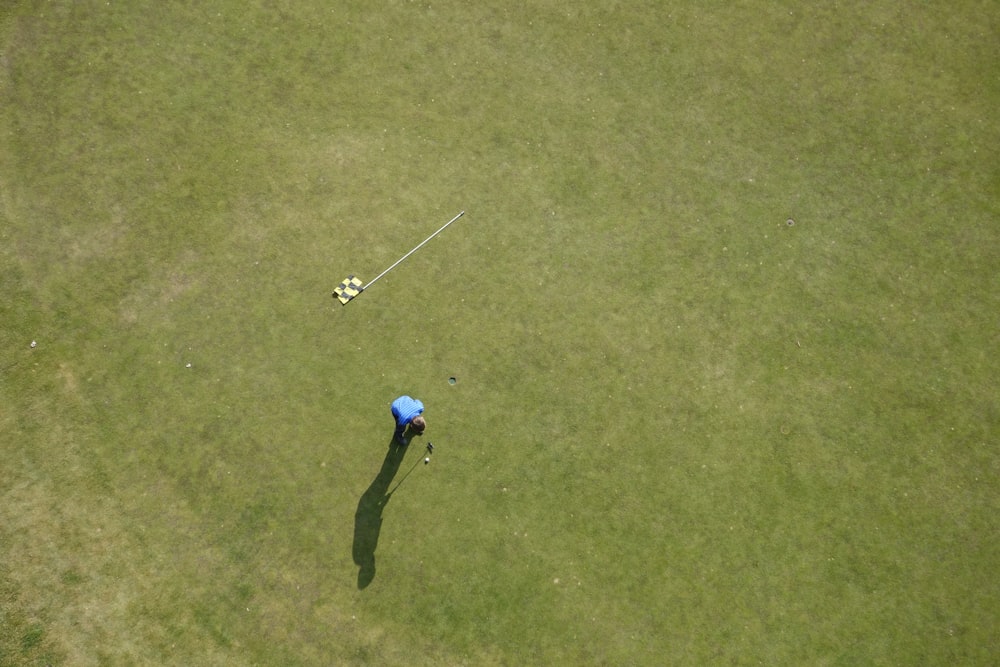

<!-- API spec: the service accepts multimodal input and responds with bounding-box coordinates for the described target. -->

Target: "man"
[391,395,425,444]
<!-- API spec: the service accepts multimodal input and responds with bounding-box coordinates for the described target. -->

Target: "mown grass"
[2,1,998,665]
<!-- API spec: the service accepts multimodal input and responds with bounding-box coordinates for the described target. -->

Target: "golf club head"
[426,442,434,454]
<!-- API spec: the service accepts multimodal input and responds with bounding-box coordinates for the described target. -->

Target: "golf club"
[387,442,434,496]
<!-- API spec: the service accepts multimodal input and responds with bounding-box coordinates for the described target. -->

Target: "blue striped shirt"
[391,396,424,428]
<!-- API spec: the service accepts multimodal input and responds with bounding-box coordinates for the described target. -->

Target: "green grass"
[2,1,998,665]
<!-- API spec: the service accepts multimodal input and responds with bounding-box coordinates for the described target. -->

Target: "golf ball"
[424,457,430,464]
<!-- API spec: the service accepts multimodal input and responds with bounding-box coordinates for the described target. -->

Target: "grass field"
[2,1,998,665]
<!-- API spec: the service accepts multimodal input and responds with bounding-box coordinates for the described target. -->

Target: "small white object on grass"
[424,457,430,464]
[30,341,37,348]
[185,363,192,368]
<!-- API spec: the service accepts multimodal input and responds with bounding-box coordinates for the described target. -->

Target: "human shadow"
[352,438,410,589]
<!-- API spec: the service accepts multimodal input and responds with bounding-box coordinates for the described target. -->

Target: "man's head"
[411,416,426,433]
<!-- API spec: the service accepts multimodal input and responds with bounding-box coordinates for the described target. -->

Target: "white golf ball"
[424,457,430,464]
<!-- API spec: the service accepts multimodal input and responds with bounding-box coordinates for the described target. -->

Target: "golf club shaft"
[387,443,433,496]
[388,455,422,495]
[363,211,465,291]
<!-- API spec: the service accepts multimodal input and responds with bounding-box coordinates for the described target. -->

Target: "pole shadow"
[352,437,410,589]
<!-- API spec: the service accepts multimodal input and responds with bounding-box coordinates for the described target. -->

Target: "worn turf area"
[2,1,998,665]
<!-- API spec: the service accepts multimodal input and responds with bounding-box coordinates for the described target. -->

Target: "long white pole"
[362,211,465,291]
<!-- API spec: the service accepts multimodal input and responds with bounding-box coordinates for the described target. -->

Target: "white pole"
[363,211,465,291]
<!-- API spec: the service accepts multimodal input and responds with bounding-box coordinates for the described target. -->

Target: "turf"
[2,1,998,665]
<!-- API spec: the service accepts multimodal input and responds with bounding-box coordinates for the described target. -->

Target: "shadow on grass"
[352,438,410,589]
